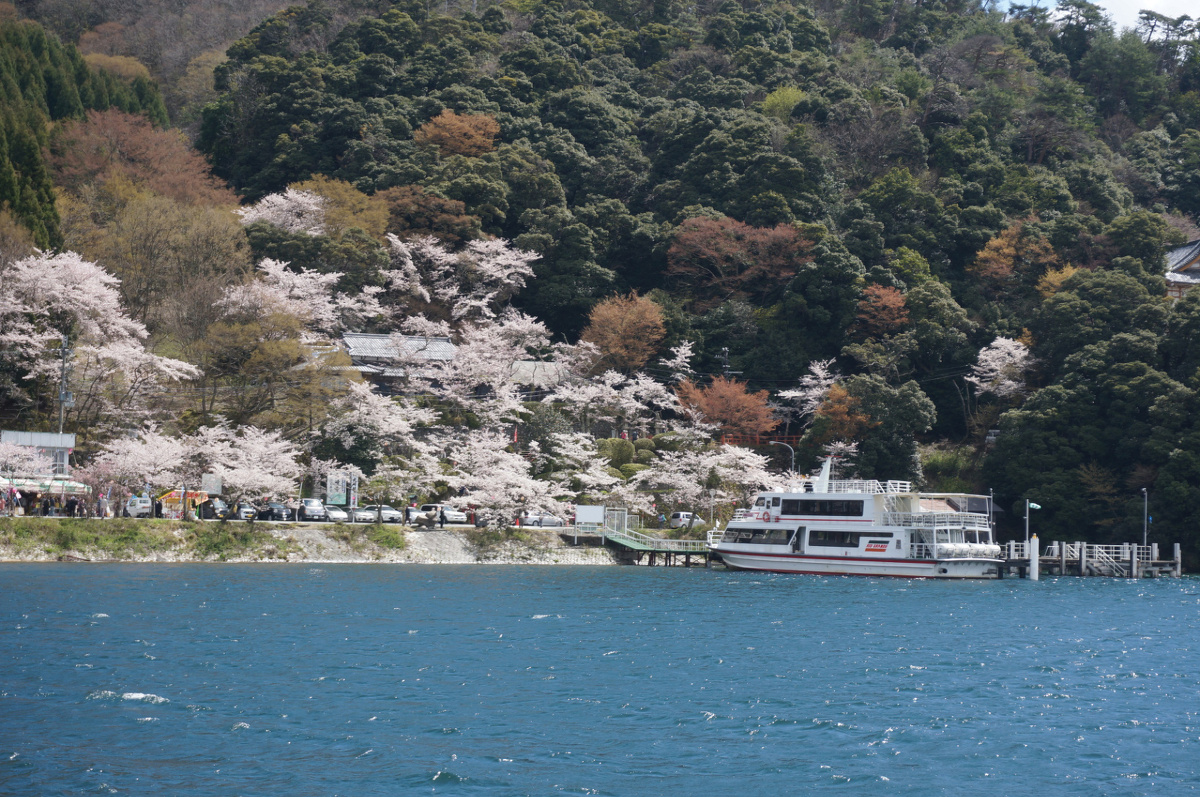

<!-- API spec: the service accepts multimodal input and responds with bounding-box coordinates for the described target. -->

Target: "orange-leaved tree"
[967,218,1060,296]
[804,383,878,448]
[853,284,909,339]
[413,110,501,157]
[579,292,666,373]
[676,376,778,438]
[666,216,811,309]
[47,109,238,206]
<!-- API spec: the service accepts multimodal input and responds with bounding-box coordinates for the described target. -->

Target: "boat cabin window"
[772,497,781,507]
[780,499,865,517]
[807,530,893,547]
[754,497,766,507]
[721,527,795,544]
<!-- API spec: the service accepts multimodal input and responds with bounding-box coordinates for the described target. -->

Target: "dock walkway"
[1000,541,1182,578]
[596,528,711,567]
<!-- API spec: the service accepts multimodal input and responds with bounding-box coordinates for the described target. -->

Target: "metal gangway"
[602,524,710,567]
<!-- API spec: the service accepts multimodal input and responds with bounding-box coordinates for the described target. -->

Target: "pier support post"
[1175,543,1183,577]
[1060,541,1066,576]
[1152,543,1159,562]
[1030,534,1039,581]
[1129,547,1138,579]
[1079,542,1088,576]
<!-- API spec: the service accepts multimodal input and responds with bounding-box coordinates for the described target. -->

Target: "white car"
[357,505,403,523]
[669,511,696,529]
[520,513,564,527]
[125,496,153,518]
[420,504,467,524]
[324,505,348,522]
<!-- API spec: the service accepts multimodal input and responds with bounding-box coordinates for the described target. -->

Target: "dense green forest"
[6,0,1200,550]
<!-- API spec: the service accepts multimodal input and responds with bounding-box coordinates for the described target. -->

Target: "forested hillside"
[5,0,1200,549]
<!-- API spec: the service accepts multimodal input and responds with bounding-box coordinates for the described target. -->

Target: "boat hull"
[712,547,1001,579]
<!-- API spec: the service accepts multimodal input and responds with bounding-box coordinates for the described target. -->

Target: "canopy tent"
[2,477,91,494]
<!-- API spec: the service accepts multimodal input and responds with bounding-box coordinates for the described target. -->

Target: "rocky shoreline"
[0,519,621,565]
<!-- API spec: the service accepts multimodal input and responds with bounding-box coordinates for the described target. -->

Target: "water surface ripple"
[1,564,1197,795]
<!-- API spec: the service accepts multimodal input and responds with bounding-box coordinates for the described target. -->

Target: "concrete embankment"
[0,518,619,565]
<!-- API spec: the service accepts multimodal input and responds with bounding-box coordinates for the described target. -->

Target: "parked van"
[125,496,153,518]
[669,511,695,529]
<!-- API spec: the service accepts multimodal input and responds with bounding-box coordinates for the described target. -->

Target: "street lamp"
[768,441,795,473]
[1142,487,1148,547]
[1024,498,1041,543]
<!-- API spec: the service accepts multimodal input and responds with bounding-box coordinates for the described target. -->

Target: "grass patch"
[466,526,531,553]
[0,517,185,558]
[366,525,406,550]
[185,521,292,561]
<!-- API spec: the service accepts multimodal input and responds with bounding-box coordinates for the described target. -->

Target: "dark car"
[257,502,293,521]
[199,498,231,520]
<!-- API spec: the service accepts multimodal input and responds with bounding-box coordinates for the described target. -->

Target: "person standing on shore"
[438,508,446,528]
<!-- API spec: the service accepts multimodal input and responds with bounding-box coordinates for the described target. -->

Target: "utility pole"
[57,334,73,439]
[719,347,741,379]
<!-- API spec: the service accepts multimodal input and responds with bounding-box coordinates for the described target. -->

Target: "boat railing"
[884,511,991,531]
[910,543,935,559]
[707,529,725,546]
[824,480,913,494]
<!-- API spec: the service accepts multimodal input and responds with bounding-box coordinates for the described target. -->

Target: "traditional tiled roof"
[342,333,457,362]
[1166,240,1200,275]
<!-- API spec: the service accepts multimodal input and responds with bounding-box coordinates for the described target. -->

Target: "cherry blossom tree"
[0,442,54,484]
[778,358,841,427]
[438,428,560,527]
[627,444,775,518]
[660,341,696,384]
[0,251,199,429]
[235,189,326,235]
[91,428,186,491]
[221,258,384,338]
[545,432,621,500]
[386,235,538,324]
[966,337,1030,398]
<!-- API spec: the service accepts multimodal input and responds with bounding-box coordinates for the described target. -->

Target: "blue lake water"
[1,564,1198,795]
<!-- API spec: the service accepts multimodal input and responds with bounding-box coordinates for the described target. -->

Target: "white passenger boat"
[708,459,1002,578]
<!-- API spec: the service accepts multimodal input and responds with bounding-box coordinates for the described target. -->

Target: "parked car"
[228,502,256,521]
[669,511,696,529]
[350,506,377,523]
[358,505,403,523]
[420,504,467,524]
[520,513,565,528]
[125,496,153,518]
[258,502,292,521]
[298,498,326,521]
[324,505,348,522]
[199,498,231,520]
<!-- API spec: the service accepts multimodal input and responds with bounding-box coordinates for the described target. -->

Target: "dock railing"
[604,527,709,553]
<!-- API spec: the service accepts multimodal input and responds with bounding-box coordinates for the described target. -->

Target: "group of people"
[1,493,95,518]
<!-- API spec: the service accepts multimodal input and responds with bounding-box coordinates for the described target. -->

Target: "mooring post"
[1152,543,1159,562]
[1175,543,1182,577]
[1129,546,1138,579]
[1079,542,1088,576]
[1030,534,1039,581]
[1059,540,1066,575]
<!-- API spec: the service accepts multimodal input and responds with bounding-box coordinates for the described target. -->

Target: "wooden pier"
[999,540,1182,579]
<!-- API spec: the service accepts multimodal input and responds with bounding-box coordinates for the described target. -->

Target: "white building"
[1,430,75,476]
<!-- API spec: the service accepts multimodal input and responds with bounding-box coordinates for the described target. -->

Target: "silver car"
[324,505,348,522]
[356,505,402,522]
[521,513,565,527]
